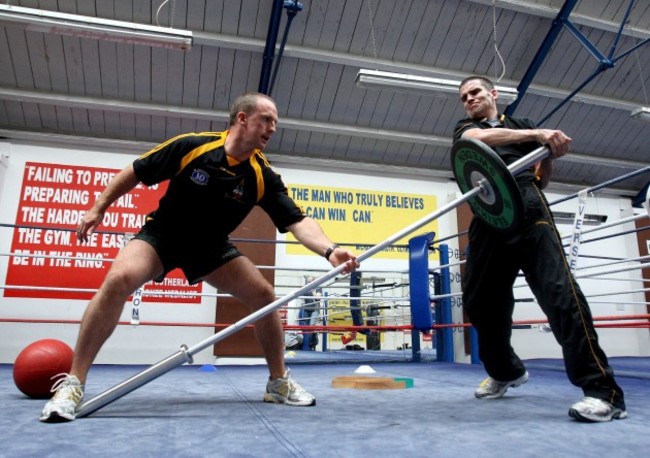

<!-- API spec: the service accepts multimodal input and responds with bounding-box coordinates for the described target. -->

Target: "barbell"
[75,138,549,418]
[452,138,550,233]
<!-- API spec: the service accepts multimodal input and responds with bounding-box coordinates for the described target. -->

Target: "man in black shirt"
[41,93,358,422]
[454,76,626,422]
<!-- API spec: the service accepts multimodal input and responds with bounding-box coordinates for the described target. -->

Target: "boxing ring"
[0,143,649,455]
[2,359,650,456]
[2,147,649,360]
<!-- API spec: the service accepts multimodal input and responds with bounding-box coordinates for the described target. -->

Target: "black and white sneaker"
[569,397,627,422]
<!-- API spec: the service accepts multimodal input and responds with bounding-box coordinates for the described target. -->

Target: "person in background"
[299,276,322,350]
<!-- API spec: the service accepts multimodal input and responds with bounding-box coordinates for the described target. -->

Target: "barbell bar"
[76,138,549,418]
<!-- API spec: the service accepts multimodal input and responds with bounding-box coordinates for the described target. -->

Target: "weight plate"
[451,138,524,233]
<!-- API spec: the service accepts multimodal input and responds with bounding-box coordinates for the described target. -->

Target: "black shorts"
[133,222,242,284]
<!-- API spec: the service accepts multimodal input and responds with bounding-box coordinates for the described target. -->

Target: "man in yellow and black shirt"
[131,129,308,283]
[41,93,358,422]
[454,76,626,423]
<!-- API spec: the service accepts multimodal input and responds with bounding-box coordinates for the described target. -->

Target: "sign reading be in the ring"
[5,162,202,303]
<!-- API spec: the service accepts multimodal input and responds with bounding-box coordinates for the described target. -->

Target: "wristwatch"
[324,244,339,260]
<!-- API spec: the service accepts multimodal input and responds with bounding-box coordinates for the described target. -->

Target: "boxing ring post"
[408,232,434,362]
[437,244,454,362]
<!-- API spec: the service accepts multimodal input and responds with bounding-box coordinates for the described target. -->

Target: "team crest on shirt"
[226,180,245,202]
[190,169,210,186]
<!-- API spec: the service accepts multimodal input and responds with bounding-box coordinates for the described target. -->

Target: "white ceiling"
[0,0,648,196]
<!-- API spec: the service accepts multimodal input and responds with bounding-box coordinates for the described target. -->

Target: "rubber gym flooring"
[2,356,649,457]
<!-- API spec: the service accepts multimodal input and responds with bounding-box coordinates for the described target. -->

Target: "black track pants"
[462,184,625,408]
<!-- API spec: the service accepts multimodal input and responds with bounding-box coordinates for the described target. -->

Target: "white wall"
[0,140,647,366]
[510,191,650,358]
[0,143,9,205]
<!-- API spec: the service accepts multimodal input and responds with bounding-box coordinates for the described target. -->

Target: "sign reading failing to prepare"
[4,162,202,303]
[287,184,437,259]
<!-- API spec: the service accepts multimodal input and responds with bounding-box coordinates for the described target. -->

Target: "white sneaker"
[263,370,315,406]
[475,371,529,399]
[39,374,84,422]
[569,396,628,422]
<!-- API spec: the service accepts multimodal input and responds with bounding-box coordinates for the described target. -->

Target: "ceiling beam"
[0,127,639,198]
[0,87,645,172]
[0,86,449,147]
[1,4,643,115]
[465,0,650,40]
[193,34,644,113]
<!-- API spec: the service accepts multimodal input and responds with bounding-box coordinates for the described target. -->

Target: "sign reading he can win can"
[287,185,437,260]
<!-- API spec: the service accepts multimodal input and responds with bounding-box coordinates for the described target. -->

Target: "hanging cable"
[633,41,648,105]
[365,0,379,63]
[491,0,507,82]
[155,0,177,28]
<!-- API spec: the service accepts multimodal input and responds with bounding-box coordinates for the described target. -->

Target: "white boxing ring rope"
[593,277,650,283]
[0,284,410,307]
[584,287,650,299]
[512,260,650,292]
[559,211,648,241]
[569,254,650,271]
[589,300,650,306]
[575,261,650,279]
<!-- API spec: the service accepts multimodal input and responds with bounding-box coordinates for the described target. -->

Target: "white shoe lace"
[48,373,83,405]
[49,373,75,393]
[286,377,306,394]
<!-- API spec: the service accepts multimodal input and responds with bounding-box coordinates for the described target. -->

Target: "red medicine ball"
[13,339,74,399]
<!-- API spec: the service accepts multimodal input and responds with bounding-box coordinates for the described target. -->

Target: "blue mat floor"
[2,357,649,457]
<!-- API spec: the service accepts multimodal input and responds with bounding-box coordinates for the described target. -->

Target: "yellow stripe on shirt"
[177,136,227,175]
[250,151,265,202]
[138,132,200,160]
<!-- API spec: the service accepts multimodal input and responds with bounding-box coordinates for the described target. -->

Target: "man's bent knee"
[99,270,145,300]
[250,284,277,310]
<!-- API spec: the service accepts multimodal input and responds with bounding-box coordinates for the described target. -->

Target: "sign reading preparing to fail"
[5,162,202,303]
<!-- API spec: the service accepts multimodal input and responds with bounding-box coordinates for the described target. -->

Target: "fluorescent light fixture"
[355,69,519,104]
[631,107,650,122]
[0,4,192,50]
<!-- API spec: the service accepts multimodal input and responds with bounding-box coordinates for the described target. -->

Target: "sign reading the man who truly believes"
[5,162,202,303]
[287,184,438,259]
